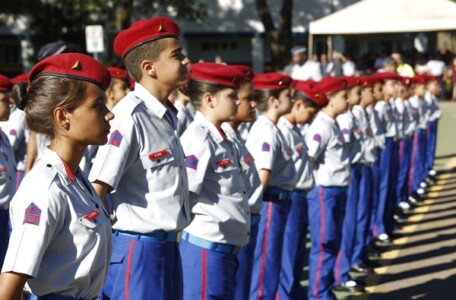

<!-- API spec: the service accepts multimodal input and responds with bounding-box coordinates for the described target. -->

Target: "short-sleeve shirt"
[0,130,16,208]
[375,99,397,138]
[394,97,406,139]
[181,112,250,246]
[336,111,363,164]
[174,99,194,137]
[366,105,386,149]
[409,96,427,130]
[222,122,263,215]
[246,115,297,190]
[277,117,314,190]
[2,148,111,298]
[305,111,350,187]
[352,105,377,164]
[424,92,442,122]
[4,107,27,171]
[403,99,417,137]
[89,83,190,233]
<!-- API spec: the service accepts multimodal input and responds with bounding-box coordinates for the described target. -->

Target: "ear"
[140,60,156,78]
[268,95,279,109]
[202,92,215,109]
[53,107,70,131]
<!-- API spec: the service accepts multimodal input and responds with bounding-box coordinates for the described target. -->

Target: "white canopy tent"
[308,0,456,55]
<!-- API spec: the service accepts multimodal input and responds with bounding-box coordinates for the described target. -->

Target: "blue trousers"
[235,217,260,300]
[426,121,438,174]
[308,186,347,300]
[250,191,291,300]
[0,208,9,270]
[396,137,412,206]
[375,137,397,236]
[369,151,382,241]
[277,190,309,300]
[384,140,399,235]
[352,165,373,266]
[180,239,238,300]
[409,129,427,194]
[335,165,361,284]
[101,232,182,300]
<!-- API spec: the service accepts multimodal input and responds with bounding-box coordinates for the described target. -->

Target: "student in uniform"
[0,75,16,270]
[8,75,28,190]
[220,65,263,300]
[305,77,350,300]
[276,80,327,300]
[89,17,191,300]
[424,76,441,182]
[0,53,113,300]
[334,77,367,293]
[246,73,297,300]
[178,62,250,300]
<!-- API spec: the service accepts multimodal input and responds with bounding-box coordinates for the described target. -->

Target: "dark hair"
[187,79,228,110]
[294,91,321,110]
[14,77,87,137]
[124,38,168,82]
[253,88,284,112]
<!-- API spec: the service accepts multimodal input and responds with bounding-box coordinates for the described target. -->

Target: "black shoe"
[350,263,374,274]
[333,280,366,293]
[364,258,382,268]
[368,248,382,259]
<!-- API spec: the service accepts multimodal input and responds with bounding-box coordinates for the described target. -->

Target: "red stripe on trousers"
[335,248,342,284]
[125,239,135,300]
[313,187,326,300]
[201,249,207,300]
[257,198,274,300]
[408,132,418,193]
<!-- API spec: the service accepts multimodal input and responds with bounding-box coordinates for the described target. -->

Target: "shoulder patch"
[185,155,199,170]
[261,142,270,152]
[23,202,42,226]
[108,130,123,147]
[313,134,322,142]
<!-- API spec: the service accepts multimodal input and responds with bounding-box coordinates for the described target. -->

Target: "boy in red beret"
[304,77,350,300]
[276,80,326,299]
[89,17,191,299]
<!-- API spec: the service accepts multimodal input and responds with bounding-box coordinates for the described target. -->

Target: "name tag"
[216,159,232,167]
[79,210,100,229]
[149,149,169,160]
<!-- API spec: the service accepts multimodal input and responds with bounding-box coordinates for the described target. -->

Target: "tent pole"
[327,35,333,60]
[309,33,314,57]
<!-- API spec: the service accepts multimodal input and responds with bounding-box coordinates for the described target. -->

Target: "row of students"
[0,16,441,300]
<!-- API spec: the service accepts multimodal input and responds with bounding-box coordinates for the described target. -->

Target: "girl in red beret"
[245,73,297,300]
[0,53,113,300]
[179,62,251,299]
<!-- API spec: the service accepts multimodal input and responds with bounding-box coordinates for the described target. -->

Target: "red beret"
[374,72,400,82]
[344,76,361,88]
[316,77,348,95]
[11,73,29,85]
[189,63,244,88]
[294,80,328,107]
[400,77,415,86]
[414,75,428,85]
[230,65,254,81]
[107,67,127,80]
[28,53,111,90]
[425,75,439,83]
[114,17,180,59]
[359,75,376,88]
[0,75,13,92]
[253,73,293,90]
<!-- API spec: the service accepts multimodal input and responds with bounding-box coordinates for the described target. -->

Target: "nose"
[181,56,190,66]
[250,100,257,108]
[105,110,115,121]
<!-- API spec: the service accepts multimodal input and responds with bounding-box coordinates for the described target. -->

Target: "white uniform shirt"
[174,99,194,137]
[2,148,111,298]
[291,61,323,82]
[336,111,363,164]
[424,91,442,122]
[246,115,297,190]
[5,107,27,171]
[403,99,417,137]
[305,111,350,187]
[352,105,377,164]
[394,97,406,139]
[366,105,386,149]
[277,117,314,190]
[375,99,397,138]
[181,112,250,246]
[0,130,16,208]
[89,83,190,233]
[222,122,263,214]
[409,96,428,129]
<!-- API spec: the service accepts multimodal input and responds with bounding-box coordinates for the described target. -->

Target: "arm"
[91,180,111,212]
[24,132,37,174]
[258,169,271,190]
[0,272,29,300]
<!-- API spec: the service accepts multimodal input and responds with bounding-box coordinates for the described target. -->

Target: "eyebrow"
[170,47,182,55]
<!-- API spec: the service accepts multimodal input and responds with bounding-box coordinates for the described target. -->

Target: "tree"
[255,0,293,71]
[0,0,207,62]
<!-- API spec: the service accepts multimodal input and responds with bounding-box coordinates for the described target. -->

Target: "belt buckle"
[176,232,182,242]
[278,192,283,200]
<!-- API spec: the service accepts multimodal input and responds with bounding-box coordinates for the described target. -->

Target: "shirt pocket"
[140,147,176,170]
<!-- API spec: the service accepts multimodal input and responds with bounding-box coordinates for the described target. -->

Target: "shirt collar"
[221,122,237,141]
[319,111,336,124]
[42,147,77,184]
[194,111,226,142]
[133,82,167,119]
[278,116,294,130]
